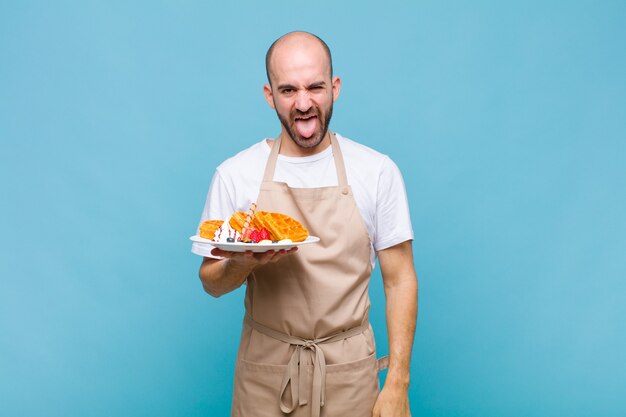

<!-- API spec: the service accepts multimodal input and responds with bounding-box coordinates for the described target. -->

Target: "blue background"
[1,1,625,416]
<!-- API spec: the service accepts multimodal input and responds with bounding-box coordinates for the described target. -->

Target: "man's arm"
[199,248,297,297]
[373,240,418,417]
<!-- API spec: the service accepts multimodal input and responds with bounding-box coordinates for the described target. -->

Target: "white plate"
[189,235,320,253]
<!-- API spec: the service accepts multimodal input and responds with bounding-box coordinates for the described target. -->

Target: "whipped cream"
[212,221,241,242]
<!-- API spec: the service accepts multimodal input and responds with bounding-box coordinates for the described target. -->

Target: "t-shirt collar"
[263,138,334,164]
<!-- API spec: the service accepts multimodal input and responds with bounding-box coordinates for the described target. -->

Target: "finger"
[269,246,300,261]
[211,249,259,269]
[255,250,277,264]
[371,397,382,417]
[265,250,284,262]
[211,248,244,258]
[211,247,232,257]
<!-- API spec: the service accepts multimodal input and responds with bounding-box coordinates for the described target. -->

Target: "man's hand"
[210,247,297,266]
[199,247,297,297]
[372,384,411,417]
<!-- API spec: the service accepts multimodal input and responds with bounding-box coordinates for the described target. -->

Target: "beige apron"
[231,134,388,417]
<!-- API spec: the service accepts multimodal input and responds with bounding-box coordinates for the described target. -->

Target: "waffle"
[199,220,224,239]
[228,211,248,233]
[253,211,309,242]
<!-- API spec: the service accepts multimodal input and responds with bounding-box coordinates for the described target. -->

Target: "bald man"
[193,32,417,417]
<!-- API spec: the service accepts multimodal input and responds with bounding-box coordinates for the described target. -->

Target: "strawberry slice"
[259,228,271,241]
[249,229,262,243]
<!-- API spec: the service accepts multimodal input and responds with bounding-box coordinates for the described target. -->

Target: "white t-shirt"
[191,133,414,267]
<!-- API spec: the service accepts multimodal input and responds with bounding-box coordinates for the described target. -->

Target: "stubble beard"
[276,103,334,149]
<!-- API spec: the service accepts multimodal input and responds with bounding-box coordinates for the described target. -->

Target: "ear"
[263,83,276,109]
[331,76,341,102]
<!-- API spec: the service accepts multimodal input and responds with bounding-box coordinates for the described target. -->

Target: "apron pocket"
[323,352,381,416]
[232,358,289,417]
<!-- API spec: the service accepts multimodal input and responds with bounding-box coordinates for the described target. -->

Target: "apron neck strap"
[262,133,349,188]
[262,135,282,182]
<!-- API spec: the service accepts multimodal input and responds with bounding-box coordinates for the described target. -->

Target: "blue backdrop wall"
[1,1,625,416]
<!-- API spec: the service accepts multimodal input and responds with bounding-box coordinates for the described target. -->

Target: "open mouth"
[294,114,319,138]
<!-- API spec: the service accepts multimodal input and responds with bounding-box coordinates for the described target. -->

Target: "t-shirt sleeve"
[191,170,236,257]
[374,156,414,252]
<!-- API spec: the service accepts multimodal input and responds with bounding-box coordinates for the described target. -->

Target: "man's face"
[264,41,341,150]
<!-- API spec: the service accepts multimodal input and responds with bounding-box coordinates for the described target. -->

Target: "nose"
[294,91,312,112]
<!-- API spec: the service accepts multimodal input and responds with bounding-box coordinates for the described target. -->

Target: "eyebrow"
[308,81,326,89]
[277,83,296,90]
[276,81,327,90]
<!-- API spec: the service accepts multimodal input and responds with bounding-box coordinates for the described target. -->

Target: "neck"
[277,129,332,157]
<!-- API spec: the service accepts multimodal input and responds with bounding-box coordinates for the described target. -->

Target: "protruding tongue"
[295,117,318,138]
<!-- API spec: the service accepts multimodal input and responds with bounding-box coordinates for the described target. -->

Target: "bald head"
[265,32,333,86]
